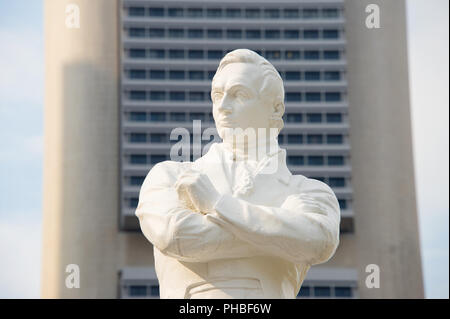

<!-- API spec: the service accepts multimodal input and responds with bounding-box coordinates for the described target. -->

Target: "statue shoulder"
[290,174,335,194]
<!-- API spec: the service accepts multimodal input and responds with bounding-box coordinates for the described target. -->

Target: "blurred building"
[42,0,423,298]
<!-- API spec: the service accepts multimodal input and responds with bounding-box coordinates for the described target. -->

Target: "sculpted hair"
[213,49,285,132]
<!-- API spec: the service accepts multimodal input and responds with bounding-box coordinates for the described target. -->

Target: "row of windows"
[127,48,341,61]
[126,90,343,102]
[127,7,340,19]
[128,27,341,40]
[126,285,159,297]
[127,153,345,166]
[297,285,353,298]
[126,132,345,146]
[127,112,344,123]
[127,196,348,210]
[128,175,346,188]
[126,69,342,82]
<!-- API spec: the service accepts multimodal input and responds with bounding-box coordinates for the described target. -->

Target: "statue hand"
[175,170,221,214]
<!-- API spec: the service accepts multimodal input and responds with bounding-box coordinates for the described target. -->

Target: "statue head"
[211,49,285,141]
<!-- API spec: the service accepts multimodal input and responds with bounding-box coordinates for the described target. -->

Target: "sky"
[0,0,448,298]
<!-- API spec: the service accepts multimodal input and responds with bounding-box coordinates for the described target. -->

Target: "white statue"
[136,49,340,299]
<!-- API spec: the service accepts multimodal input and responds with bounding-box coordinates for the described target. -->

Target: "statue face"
[211,62,273,139]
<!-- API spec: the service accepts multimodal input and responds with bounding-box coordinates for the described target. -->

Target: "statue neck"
[222,131,279,162]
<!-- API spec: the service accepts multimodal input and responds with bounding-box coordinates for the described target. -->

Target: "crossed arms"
[135,161,340,265]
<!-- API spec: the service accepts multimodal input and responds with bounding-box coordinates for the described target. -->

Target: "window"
[208,50,223,59]
[284,8,299,18]
[149,91,165,101]
[189,71,204,80]
[149,70,165,79]
[265,51,281,60]
[338,199,347,209]
[150,112,166,122]
[335,287,352,298]
[265,30,280,39]
[323,50,340,60]
[286,113,302,122]
[305,92,321,102]
[188,50,204,59]
[307,134,323,144]
[189,92,205,101]
[329,177,345,187]
[322,8,339,18]
[169,70,185,80]
[307,113,322,123]
[304,29,319,39]
[327,134,343,144]
[297,286,310,297]
[245,9,260,18]
[129,49,146,58]
[170,112,186,122]
[287,156,304,166]
[130,176,145,186]
[188,29,203,38]
[168,8,183,17]
[326,113,342,123]
[207,8,222,18]
[264,9,280,19]
[284,30,299,39]
[130,155,146,164]
[187,8,203,18]
[129,69,146,79]
[148,28,164,38]
[278,135,284,144]
[149,7,164,17]
[308,156,324,166]
[246,30,261,39]
[150,155,167,164]
[207,29,222,38]
[285,92,301,102]
[129,112,146,122]
[169,29,184,38]
[328,156,344,166]
[208,71,216,80]
[149,49,164,59]
[325,92,341,102]
[129,90,146,100]
[129,28,145,38]
[128,198,139,208]
[170,91,185,101]
[285,71,301,81]
[303,8,319,19]
[150,285,160,297]
[226,8,241,18]
[287,134,303,144]
[304,71,321,81]
[324,71,340,81]
[129,133,147,143]
[304,50,320,60]
[169,49,184,59]
[190,112,206,121]
[285,50,300,60]
[227,30,242,39]
[314,286,331,297]
[323,29,339,39]
[129,7,145,17]
[150,133,167,143]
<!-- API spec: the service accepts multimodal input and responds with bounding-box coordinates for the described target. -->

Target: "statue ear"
[272,101,284,118]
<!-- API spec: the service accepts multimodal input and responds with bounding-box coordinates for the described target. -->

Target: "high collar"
[196,142,292,185]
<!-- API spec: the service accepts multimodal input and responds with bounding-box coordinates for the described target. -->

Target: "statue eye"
[235,90,250,99]
[212,92,223,102]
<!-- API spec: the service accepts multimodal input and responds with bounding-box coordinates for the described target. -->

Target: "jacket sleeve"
[207,177,341,265]
[135,161,263,262]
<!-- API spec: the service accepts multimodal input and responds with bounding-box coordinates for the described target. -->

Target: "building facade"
[42,0,423,298]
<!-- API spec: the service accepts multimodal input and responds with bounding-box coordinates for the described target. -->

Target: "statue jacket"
[135,142,340,298]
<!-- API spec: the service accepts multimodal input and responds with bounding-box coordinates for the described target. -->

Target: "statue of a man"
[136,49,340,299]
